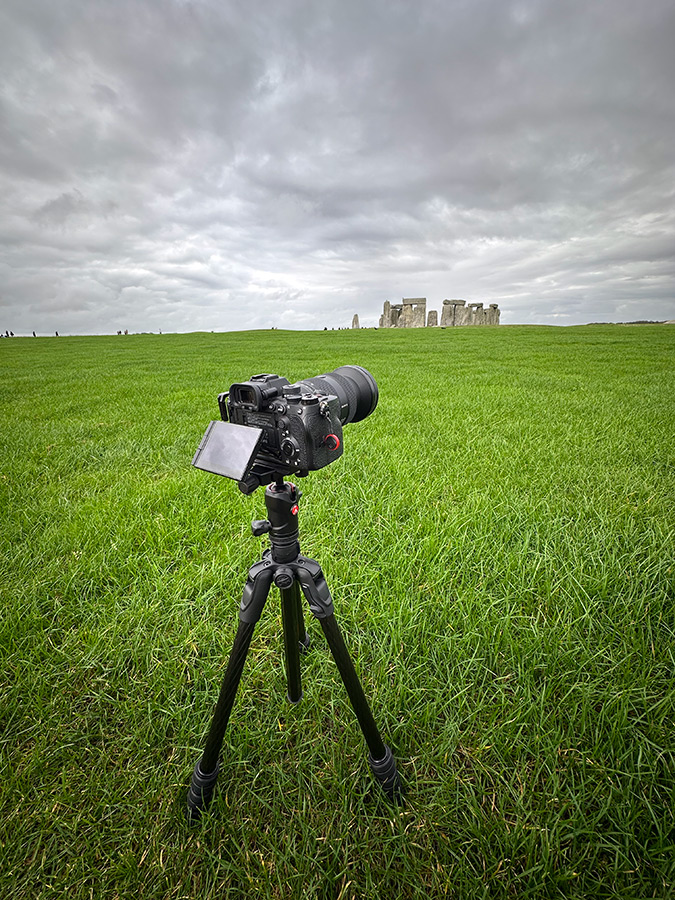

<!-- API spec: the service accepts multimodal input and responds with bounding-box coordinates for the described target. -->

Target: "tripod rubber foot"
[299,631,310,653]
[369,745,404,804]
[186,758,219,822]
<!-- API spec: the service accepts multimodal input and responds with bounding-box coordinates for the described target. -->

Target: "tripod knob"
[273,567,295,589]
[251,519,272,537]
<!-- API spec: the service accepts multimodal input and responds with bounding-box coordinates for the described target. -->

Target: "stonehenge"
[377,298,500,328]
[379,298,427,328]
[439,299,501,327]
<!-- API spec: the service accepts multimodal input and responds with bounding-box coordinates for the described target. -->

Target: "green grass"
[1,325,674,899]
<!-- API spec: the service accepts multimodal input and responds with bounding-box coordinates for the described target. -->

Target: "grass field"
[1,325,674,899]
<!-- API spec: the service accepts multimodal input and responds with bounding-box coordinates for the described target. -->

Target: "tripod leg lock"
[239,562,274,624]
[295,557,334,619]
[368,745,404,804]
[187,758,220,821]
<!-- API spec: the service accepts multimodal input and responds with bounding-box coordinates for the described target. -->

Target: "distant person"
[55,331,59,337]
[33,331,36,337]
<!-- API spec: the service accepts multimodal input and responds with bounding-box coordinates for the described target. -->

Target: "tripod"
[187,477,402,819]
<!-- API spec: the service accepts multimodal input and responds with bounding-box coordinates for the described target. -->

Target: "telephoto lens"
[299,365,378,425]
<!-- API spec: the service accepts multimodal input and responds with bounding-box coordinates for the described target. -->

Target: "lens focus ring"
[297,365,378,425]
[331,365,378,422]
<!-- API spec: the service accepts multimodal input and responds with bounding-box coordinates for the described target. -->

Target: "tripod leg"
[294,584,311,653]
[319,614,402,801]
[187,620,255,819]
[280,583,303,703]
[187,563,273,821]
[296,558,402,802]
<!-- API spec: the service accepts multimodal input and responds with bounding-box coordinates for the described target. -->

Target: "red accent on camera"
[291,504,299,515]
[325,434,340,451]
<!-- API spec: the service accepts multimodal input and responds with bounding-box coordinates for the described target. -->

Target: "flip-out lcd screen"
[192,420,263,481]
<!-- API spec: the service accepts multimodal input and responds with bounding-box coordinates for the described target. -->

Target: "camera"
[193,365,378,493]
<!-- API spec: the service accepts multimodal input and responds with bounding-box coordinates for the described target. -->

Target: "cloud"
[1,0,674,334]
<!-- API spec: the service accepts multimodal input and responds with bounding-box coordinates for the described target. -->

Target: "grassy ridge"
[1,326,674,899]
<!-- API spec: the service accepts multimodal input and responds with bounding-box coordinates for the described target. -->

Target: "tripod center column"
[264,480,301,563]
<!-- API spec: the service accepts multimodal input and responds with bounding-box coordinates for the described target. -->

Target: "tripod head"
[251,478,302,565]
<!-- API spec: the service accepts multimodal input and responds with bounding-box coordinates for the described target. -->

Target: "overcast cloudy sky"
[1,0,674,334]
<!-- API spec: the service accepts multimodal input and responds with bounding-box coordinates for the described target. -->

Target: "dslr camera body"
[193,365,378,493]
[222,373,344,474]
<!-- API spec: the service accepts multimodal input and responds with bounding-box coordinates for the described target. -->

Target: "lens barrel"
[299,365,378,425]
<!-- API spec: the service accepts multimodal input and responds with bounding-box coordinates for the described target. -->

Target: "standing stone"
[402,298,426,328]
[441,299,468,326]
[468,302,483,325]
[457,303,471,326]
[440,299,453,327]
[351,314,360,329]
[380,302,403,327]
[427,310,438,327]
[487,303,500,325]
[412,300,426,328]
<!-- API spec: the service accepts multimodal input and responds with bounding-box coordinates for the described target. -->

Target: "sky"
[1,0,674,334]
